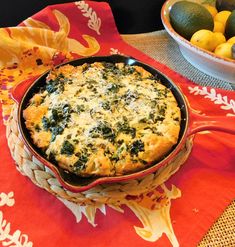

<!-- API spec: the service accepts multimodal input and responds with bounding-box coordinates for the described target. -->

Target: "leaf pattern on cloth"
[0,9,100,123]
[58,198,106,227]
[75,1,101,35]
[188,86,235,115]
[1,9,100,66]
[0,192,33,247]
[110,47,124,55]
[0,192,15,207]
[125,184,180,247]
[58,184,180,247]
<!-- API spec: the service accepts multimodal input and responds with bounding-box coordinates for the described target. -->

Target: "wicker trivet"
[6,103,194,205]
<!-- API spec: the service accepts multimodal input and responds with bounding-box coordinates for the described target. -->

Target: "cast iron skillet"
[12,55,235,192]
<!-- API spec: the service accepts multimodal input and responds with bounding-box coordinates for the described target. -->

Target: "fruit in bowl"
[161,0,235,84]
[169,0,235,59]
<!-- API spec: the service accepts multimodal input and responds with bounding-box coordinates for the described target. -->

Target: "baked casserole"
[23,62,181,177]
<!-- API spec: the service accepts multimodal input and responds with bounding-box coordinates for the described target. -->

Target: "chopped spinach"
[45,74,65,94]
[49,108,64,127]
[63,104,71,114]
[77,104,85,113]
[158,104,166,116]
[60,140,74,155]
[73,153,88,172]
[140,159,148,165]
[117,139,124,144]
[106,83,120,94]
[154,116,165,122]
[51,126,64,141]
[116,118,136,138]
[139,117,148,123]
[34,124,41,132]
[102,62,116,70]
[89,121,115,141]
[148,112,155,121]
[123,65,136,75]
[148,110,165,122]
[82,63,91,73]
[122,89,139,104]
[174,117,180,122]
[48,152,57,164]
[51,108,62,122]
[73,139,79,144]
[150,100,157,108]
[129,140,145,156]
[46,83,58,94]
[42,104,72,141]
[101,101,111,110]
[42,116,50,130]
[110,154,119,162]
[146,104,166,123]
[144,126,163,136]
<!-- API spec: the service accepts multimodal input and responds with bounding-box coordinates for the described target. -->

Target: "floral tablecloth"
[0,1,235,247]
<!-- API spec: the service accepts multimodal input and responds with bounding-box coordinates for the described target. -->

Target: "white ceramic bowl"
[161,0,235,84]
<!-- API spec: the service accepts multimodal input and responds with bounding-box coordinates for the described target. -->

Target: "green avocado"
[225,10,235,39]
[232,44,235,59]
[216,0,235,11]
[169,1,214,40]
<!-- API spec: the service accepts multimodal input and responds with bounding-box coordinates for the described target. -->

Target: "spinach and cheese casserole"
[23,62,181,177]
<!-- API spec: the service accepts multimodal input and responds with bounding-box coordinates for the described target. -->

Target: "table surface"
[122,30,235,246]
[122,31,235,91]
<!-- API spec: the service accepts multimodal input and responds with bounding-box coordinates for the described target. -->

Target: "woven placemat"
[7,103,193,206]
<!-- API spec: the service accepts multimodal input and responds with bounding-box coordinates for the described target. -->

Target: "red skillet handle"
[11,76,39,104]
[188,110,235,136]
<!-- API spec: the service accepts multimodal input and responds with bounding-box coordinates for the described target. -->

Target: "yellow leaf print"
[23,18,51,30]
[8,9,100,57]
[126,184,181,246]
[0,9,100,122]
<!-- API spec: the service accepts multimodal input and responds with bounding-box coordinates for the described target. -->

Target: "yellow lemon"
[213,20,225,33]
[190,29,216,51]
[213,32,226,49]
[227,36,235,44]
[214,42,233,59]
[203,4,218,18]
[214,11,231,26]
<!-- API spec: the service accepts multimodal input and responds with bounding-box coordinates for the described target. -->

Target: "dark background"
[0,0,165,34]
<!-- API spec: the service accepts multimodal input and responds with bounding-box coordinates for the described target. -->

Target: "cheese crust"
[23,62,181,177]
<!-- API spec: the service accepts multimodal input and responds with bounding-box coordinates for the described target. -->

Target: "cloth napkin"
[0,1,235,247]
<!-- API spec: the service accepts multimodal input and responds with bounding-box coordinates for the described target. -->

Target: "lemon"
[214,42,233,59]
[190,29,216,51]
[227,36,235,44]
[213,20,225,33]
[225,10,235,39]
[203,4,218,18]
[214,10,231,26]
[169,1,214,40]
[213,32,227,48]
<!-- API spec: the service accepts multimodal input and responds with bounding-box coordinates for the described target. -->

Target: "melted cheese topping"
[23,62,181,177]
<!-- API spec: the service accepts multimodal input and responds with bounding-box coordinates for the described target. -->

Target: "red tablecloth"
[0,1,235,247]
